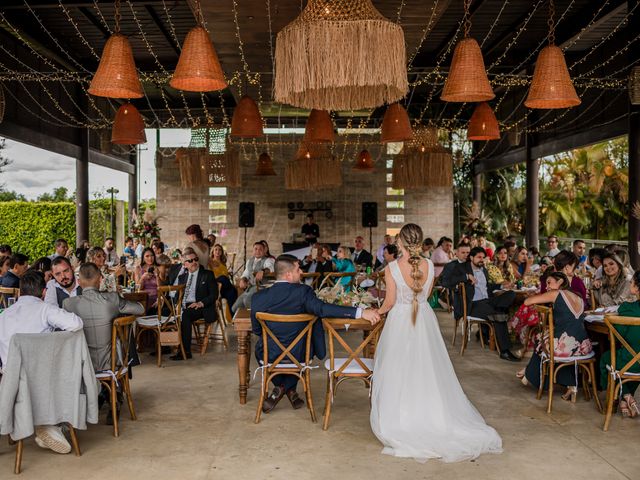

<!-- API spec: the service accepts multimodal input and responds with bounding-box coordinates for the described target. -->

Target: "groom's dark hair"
[275,254,299,279]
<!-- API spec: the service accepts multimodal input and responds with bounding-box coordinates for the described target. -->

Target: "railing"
[555,237,627,250]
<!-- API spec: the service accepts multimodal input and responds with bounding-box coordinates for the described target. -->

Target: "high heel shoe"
[623,394,639,418]
[516,370,525,379]
[619,400,630,418]
[561,386,577,403]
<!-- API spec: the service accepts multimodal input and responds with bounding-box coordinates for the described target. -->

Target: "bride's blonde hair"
[399,223,424,325]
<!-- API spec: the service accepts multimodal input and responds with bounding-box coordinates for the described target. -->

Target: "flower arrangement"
[130,208,162,244]
[316,283,379,308]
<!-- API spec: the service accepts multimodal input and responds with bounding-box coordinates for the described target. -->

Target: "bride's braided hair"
[399,223,424,325]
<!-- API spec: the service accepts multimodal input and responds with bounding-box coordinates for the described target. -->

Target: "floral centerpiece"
[316,284,379,308]
[130,208,162,246]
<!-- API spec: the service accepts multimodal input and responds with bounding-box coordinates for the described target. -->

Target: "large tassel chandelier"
[525,0,580,109]
[274,0,408,110]
[285,142,342,190]
[392,125,452,189]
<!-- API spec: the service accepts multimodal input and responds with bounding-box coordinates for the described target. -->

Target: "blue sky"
[0,129,190,200]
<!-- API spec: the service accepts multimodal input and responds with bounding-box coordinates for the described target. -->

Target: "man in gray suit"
[63,263,144,372]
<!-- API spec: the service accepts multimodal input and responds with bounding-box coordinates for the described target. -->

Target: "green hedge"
[0,202,76,260]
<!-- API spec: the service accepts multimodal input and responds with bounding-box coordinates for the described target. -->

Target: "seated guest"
[592,253,635,307]
[572,239,588,269]
[351,236,373,269]
[0,270,83,454]
[519,272,592,401]
[613,248,634,278]
[207,233,217,246]
[478,235,496,260]
[546,235,560,257]
[168,248,218,360]
[86,247,125,293]
[232,242,275,312]
[260,239,276,260]
[74,239,90,264]
[0,244,12,257]
[440,246,518,361]
[541,250,588,307]
[332,246,356,288]
[135,247,159,310]
[209,243,238,307]
[45,257,82,308]
[431,236,453,277]
[0,255,10,278]
[588,247,606,280]
[48,238,69,260]
[0,253,29,288]
[103,238,119,267]
[30,257,53,282]
[185,224,210,269]
[421,237,434,258]
[504,239,517,259]
[487,246,516,287]
[599,270,640,418]
[251,254,380,412]
[123,237,136,257]
[439,242,471,281]
[511,246,532,280]
[156,254,172,286]
[300,243,320,273]
[375,244,398,272]
[375,234,393,265]
[316,245,335,276]
[133,238,144,259]
[152,240,165,258]
[539,256,553,273]
[63,263,144,372]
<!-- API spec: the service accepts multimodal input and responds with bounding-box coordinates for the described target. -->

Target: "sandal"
[619,400,630,418]
[516,370,525,379]
[561,386,577,403]
[623,394,639,418]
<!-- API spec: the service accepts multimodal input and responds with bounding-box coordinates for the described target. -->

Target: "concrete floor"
[1,312,639,479]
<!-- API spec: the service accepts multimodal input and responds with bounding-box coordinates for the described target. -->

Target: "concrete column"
[128,148,138,230]
[525,133,540,250]
[76,129,89,246]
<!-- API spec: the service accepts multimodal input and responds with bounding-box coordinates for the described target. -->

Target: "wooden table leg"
[237,330,250,405]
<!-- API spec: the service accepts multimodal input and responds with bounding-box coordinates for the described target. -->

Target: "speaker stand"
[242,227,248,272]
[369,226,373,257]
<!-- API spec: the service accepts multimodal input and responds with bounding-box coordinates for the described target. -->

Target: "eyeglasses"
[184,258,198,264]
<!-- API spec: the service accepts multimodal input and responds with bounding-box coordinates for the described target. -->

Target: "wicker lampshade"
[286,142,342,190]
[255,152,276,176]
[525,45,581,109]
[274,0,408,110]
[170,26,227,92]
[111,103,146,145]
[441,37,495,103]
[353,149,374,171]
[89,34,143,99]
[380,103,413,143]
[467,102,500,141]
[230,95,264,138]
[304,109,335,143]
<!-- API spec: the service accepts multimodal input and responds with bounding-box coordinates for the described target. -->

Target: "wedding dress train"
[370,259,502,463]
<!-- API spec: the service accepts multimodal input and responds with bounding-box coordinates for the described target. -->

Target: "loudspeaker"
[362,202,378,228]
[239,202,255,228]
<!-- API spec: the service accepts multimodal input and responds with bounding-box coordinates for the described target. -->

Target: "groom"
[251,254,380,413]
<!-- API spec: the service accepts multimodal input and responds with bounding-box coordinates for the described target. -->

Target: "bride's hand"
[362,308,381,325]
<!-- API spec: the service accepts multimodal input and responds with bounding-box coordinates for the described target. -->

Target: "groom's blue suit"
[251,281,360,391]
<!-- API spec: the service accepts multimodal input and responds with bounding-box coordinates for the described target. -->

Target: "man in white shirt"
[232,242,275,312]
[0,270,83,454]
[45,257,82,308]
[546,235,560,257]
[48,238,69,261]
[103,237,119,267]
[375,235,393,265]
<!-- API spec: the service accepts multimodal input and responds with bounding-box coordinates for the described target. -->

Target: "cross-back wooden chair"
[122,291,148,311]
[254,313,317,424]
[534,305,602,414]
[374,270,386,291]
[135,285,186,366]
[321,317,385,431]
[96,315,138,437]
[602,315,640,431]
[255,272,276,291]
[193,285,228,355]
[456,283,497,356]
[318,272,355,290]
[589,288,599,311]
[301,272,322,290]
[0,287,19,308]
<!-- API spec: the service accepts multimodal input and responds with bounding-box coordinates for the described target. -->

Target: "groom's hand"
[362,308,380,325]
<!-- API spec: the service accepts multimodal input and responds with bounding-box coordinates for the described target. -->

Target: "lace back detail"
[389,260,432,305]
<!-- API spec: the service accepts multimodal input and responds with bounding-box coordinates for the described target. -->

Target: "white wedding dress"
[370,259,502,463]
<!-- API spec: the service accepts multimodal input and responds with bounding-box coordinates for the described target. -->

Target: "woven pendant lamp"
[285,142,342,190]
[525,0,580,109]
[440,1,494,103]
[381,103,413,143]
[467,102,500,141]
[170,26,227,92]
[255,152,276,176]
[304,109,335,143]
[353,149,374,172]
[274,0,408,110]
[230,95,264,138]
[89,33,143,99]
[111,103,146,145]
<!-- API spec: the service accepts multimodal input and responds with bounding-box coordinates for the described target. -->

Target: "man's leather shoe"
[500,351,520,362]
[262,386,285,413]
[286,389,305,409]
[170,352,192,361]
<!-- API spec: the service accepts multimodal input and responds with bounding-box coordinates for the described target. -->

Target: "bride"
[370,223,502,463]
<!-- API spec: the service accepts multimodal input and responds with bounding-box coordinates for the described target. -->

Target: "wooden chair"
[456,283,497,356]
[255,272,276,291]
[534,305,602,414]
[318,272,355,290]
[588,288,599,311]
[220,298,233,325]
[122,291,148,311]
[96,315,138,437]
[135,285,186,367]
[0,287,19,308]
[602,315,640,431]
[321,317,385,430]
[254,313,318,424]
[193,300,229,355]
[375,270,386,291]
[301,272,322,290]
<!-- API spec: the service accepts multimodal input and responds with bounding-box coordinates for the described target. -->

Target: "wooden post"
[525,132,540,250]
[472,172,482,208]
[76,129,90,246]
[629,0,640,270]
